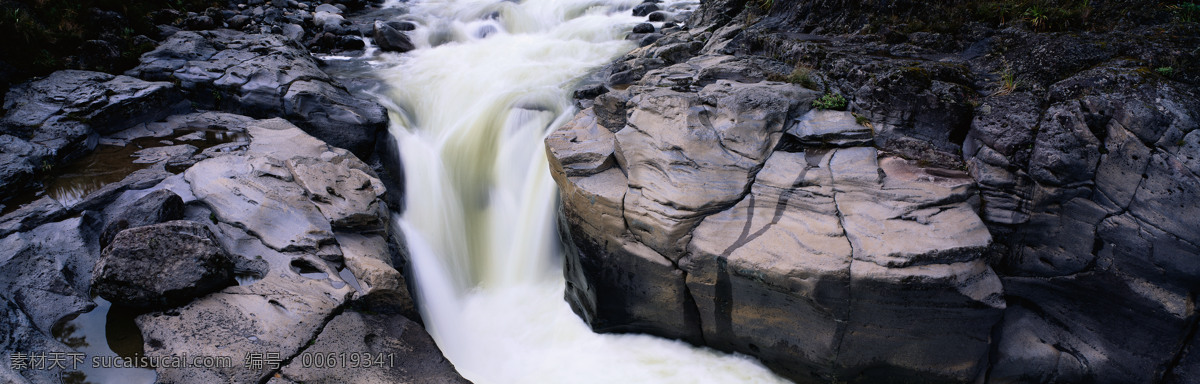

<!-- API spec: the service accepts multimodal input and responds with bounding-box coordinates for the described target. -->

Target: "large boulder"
[127,31,387,158]
[373,20,416,53]
[550,54,1004,383]
[92,220,235,310]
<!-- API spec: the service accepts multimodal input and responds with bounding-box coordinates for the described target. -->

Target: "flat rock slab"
[786,109,874,147]
[683,149,1001,382]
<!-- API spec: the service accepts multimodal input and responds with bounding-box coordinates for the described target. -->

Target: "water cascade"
[372,0,790,382]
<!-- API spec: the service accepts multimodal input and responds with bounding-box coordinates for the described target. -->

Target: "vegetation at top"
[0,0,217,79]
[864,0,1200,34]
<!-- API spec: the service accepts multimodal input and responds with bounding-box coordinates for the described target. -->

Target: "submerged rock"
[374,20,416,53]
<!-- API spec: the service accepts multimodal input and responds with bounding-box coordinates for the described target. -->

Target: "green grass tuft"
[813,93,848,110]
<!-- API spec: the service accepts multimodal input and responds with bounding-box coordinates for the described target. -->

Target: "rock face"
[559,0,1200,381]
[92,220,235,309]
[965,60,1200,384]
[127,30,387,158]
[551,50,1003,382]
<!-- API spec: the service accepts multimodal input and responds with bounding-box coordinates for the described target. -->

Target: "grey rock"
[552,49,1002,383]
[337,232,415,318]
[632,2,659,17]
[128,31,386,158]
[227,14,252,30]
[132,144,198,164]
[0,70,185,184]
[185,150,334,253]
[1,297,74,384]
[282,79,388,157]
[288,156,387,230]
[374,20,416,53]
[314,11,346,31]
[313,3,341,14]
[1028,101,1103,187]
[785,109,873,147]
[545,108,616,177]
[682,150,1000,382]
[0,135,45,202]
[99,189,186,249]
[0,215,101,332]
[617,80,812,258]
[0,197,67,238]
[278,311,468,383]
[137,117,402,384]
[92,221,235,309]
[282,23,305,42]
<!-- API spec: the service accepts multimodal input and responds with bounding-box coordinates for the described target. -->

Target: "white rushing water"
[372,0,790,382]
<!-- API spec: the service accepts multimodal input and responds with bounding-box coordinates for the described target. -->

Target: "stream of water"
[372,0,789,382]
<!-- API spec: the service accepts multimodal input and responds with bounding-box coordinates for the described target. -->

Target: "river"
[371,0,790,382]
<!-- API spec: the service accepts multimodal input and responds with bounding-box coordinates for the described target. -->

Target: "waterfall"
[373,0,789,382]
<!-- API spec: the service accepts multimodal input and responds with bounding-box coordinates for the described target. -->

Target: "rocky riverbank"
[552,0,1200,383]
[0,1,469,383]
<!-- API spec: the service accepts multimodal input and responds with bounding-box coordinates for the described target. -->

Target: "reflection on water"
[50,297,156,384]
[0,129,248,216]
[46,129,248,207]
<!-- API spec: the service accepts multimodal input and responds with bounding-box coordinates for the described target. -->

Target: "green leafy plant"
[1024,6,1049,29]
[997,62,1020,95]
[1171,2,1200,23]
[1156,66,1176,77]
[812,93,848,110]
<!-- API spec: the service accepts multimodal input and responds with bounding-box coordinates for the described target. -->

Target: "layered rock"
[562,0,1200,381]
[126,30,387,158]
[136,118,437,383]
[964,60,1200,384]
[0,114,455,383]
[551,51,1004,382]
[0,70,187,203]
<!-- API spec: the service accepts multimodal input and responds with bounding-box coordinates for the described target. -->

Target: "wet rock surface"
[0,70,187,204]
[0,113,456,383]
[0,1,469,383]
[127,30,386,158]
[555,1,1200,382]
